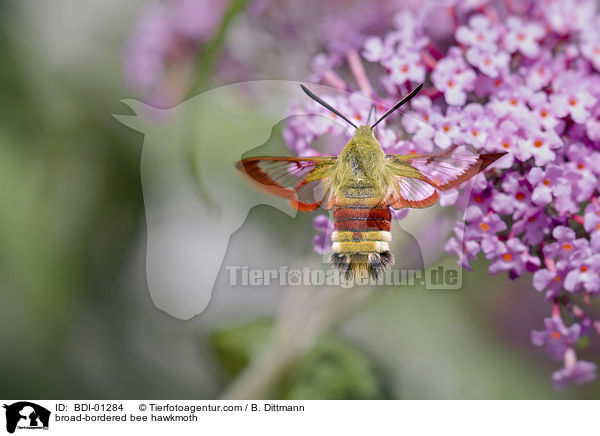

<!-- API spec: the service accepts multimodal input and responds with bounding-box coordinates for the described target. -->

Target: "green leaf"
[282,334,390,400]
[211,318,273,379]
[211,318,391,399]
[190,0,249,95]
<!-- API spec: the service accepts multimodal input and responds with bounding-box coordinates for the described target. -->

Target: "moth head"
[354,125,376,139]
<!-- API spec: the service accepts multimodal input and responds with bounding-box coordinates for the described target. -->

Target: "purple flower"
[488,85,533,120]
[400,96,437,152]
[527,165,571,207]
[564,254,600,294]
[312,215,334,254]
[543,226,588,262]
[522,52,555,90]
[432,47,477,106]
[502,16,545,58]
[488,238,540,279]
[528,92,561,130]
[445,222,481,271]
[491,173,533,219]
[465,206,507,239]
[430,106,464,149]
[515,128,562,167]
[456,15,499,48]
[532,263,569,299]
[552,348,597,390]
[458,103,495,148]
[483,120,517,167]
[362,36,393,63]
[383,49,426,86]
[551,89,597,124]
[466,45,510,79]
[511,208,551,246]
[531,316,581,361]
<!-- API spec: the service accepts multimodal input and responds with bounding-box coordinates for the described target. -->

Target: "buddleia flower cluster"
[283,0,600,389]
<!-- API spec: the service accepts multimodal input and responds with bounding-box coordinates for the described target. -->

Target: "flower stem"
[347,50,373,96]
[220,284,375,399]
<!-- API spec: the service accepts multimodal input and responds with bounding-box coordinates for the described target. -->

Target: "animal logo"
[3,402,50,433]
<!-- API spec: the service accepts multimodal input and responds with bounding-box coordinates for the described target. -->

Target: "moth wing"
[236,156,337,211]
[385,145,506,209]
[384,172,440,209]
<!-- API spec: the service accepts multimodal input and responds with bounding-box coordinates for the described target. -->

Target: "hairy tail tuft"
[330,251,395,281]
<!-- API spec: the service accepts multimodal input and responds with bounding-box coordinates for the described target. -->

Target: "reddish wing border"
[387,178,440,208]
[385,146,506,209]
[237,156,337,211]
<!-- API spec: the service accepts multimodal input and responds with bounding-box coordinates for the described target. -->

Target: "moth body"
[330,126,395,279]
[236,84,506,283]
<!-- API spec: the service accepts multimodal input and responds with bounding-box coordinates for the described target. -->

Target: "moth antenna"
[371,83,424,129]
[366,104,376,126]
[300,84,358,129]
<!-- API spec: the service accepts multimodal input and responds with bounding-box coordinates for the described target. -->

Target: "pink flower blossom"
[432,47,477,105]
[456,14,499,48]
[503,16,546,58]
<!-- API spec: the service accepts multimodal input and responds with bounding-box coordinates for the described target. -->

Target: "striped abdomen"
[329,189,395,279]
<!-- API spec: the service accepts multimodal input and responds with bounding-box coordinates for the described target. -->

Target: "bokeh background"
[1,0,599,400]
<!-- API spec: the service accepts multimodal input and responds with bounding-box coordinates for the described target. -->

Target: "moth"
[237,84,506,279]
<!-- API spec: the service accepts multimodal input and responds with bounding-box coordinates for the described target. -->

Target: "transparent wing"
[385,146,506,209]
[386,176,440,208]
[236,156,337,211]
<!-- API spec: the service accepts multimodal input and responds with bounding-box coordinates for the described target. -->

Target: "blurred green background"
[0,0,599,400]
